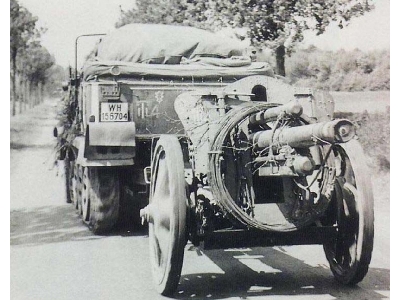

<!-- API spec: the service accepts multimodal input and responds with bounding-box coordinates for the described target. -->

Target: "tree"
[45,64,67,96]
[286,47,389,91]
[117,0,373,76]
[10,0,55,114]
[116,0,191,28]
[10,0,37,115]
[24,43,55,105]
[25,43,55,86]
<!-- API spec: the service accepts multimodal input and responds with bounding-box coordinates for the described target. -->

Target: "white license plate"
[100,103,128,122]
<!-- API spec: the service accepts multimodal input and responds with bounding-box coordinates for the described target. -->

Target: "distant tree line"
[285,46,390,91]
[10,0,64,116]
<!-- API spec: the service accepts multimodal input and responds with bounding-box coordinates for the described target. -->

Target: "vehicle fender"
[73,136,135,167]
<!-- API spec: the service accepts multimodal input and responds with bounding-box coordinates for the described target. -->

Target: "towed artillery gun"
[57,24,374,295]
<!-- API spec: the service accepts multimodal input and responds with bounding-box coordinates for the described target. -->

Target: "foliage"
[24,43,55,84]
[55,91,78,161]
[116,0,374,76]
[10,0,37,58]
[10,0,56,115]
[285,47,390,91]
[117,0,373,47]
[45,65,67,95]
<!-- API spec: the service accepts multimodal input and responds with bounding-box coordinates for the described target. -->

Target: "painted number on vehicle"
[100,102,128,122]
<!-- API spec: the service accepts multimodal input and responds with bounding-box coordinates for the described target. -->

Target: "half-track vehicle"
[57,24,374,296]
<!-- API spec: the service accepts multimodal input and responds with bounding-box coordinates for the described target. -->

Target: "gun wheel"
[323,140,374,285]
[148,135,187,296]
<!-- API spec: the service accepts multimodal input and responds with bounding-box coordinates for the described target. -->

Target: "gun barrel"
[249,101,303,125]
[251,119,355,149]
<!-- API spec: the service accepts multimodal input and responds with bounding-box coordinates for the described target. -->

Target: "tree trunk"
[275,45,286,77]
[11,48,17,116]
[36,84,39,106]
[29,83,33,108]
[27,81,31,109]
[19,74,23,114]
[34,85,37,106]
[24,79,28,111]
[38,82,42,104]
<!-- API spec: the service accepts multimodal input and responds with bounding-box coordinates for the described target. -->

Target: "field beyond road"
[10,93,390,300]
[332,91,390,113]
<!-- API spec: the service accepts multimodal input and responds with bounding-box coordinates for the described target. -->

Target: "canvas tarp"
[82,60,274,81]
[96,24,248,64]
[83,24,275,80]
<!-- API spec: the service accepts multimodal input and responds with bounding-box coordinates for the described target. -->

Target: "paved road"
[10,99,390,300]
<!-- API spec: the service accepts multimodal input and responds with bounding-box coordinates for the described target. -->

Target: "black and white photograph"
[10,1,391,299]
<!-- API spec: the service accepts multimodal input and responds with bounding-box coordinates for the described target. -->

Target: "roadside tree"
[10,0,37,115]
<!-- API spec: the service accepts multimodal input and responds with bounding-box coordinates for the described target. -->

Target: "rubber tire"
[149,135,187,296]
[86,167,120,234]
[323,140,374,285]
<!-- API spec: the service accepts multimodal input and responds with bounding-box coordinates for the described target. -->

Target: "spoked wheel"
[323,139,374,284]
[144,135,187,296]
[88,167,120,234]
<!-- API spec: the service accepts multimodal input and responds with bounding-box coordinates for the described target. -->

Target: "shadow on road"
[10,142,54,150]
[10,205,389,299]
[176,247,389,299]
[11,205,94,246]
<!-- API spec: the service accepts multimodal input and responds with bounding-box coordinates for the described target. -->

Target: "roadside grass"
[335,108,390,173]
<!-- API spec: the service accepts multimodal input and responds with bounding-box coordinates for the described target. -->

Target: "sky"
[17,0,137,68]
[16,0,390,68]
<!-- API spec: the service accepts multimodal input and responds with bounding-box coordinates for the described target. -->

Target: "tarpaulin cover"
[83,24,275,80]
[96,24,248,63]
[82,60,274,81]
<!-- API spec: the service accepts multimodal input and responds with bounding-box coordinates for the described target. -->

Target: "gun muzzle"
[251,119,355,149]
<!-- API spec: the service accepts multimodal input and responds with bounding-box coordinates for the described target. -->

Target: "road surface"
[10,99,390,300]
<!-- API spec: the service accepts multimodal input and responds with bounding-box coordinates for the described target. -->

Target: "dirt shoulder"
[10,99,65,210]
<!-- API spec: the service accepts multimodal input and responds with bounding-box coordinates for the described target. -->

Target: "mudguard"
[88,122,136,147]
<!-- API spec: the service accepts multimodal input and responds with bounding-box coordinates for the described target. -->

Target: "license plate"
[100,102,128,122]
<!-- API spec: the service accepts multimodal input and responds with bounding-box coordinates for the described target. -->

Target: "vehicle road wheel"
[64,158,72,203]
[88,167,120,234]
[77,166,83,215]
[71,162,79,210]
[323,139,374,285]
[147,135,187,296]
[81,167,90,222]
